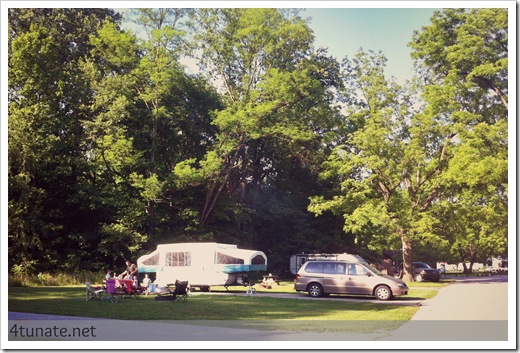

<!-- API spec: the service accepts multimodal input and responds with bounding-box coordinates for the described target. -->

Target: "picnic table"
[105,278,138,301]
[115,278,134,289]
[260,274,280,288]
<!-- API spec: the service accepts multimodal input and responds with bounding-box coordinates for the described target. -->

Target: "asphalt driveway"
[381,275,509,341]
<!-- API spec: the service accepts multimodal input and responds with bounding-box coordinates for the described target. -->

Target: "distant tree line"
[8,8,507,279]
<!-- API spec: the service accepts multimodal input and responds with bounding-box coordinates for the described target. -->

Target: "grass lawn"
[211,280,445,295]
[7,281,445,332]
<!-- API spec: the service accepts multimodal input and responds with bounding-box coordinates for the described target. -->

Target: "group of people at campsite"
[106,259,155,295]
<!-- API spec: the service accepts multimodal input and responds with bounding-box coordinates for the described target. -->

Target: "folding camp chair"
[172,280,188,303]
[105,279,124,303]
[154,280,188,302]
[123,284,140,300]
[85,282,105,301]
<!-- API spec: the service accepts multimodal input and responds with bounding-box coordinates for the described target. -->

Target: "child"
[105,270,113,280]
[142,274,151,295]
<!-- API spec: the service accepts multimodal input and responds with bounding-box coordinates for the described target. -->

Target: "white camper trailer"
[137,242,267,291]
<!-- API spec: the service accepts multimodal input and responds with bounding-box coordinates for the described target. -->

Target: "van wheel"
[374,285,392,301]
[307,283,324,297]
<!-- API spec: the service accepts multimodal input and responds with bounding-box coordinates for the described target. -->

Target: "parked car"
[413,262,441,282]
[294,260,409,301]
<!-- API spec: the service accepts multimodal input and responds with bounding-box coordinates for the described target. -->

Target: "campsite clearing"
[8,286,430,328]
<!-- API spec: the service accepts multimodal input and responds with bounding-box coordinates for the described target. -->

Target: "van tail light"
[295,274,300,279]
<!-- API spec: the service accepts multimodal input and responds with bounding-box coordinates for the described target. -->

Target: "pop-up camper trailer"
[137,242,267,291]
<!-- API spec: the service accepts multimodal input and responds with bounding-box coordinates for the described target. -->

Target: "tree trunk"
[462,262,469,274]
[401,238,414,283]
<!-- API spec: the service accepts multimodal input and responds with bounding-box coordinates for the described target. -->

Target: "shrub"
[8,270,106,287]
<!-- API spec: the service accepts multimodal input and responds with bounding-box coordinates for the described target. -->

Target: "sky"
[303,8,436,83]
[120,6,437,84]
[121,6,437,84]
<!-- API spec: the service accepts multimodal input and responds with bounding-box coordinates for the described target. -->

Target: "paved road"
[381,275,509,341]
[412,275,508,320]
[7,276,510,345]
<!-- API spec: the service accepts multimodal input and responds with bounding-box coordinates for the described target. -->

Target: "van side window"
[348,264,366,276]
[324,263,346,274]
[305,262,324,273]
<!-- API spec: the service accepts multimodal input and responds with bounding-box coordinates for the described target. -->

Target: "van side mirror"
[366,272,372,277]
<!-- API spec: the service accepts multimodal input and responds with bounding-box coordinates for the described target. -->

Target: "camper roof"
[156,242,238,251]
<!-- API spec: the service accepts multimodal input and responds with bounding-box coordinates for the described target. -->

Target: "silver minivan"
[294,260,408,300]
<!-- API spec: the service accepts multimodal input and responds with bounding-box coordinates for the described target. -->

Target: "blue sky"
[304,8,436,83]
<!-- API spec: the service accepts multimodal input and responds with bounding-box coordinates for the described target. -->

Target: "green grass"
[210,281,296,293]
[212,280,442,299]
[8,280,446,333]
[8,285,428,333]
[212,279,446,291]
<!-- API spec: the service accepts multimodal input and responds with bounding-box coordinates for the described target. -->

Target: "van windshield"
[363,263,382,275]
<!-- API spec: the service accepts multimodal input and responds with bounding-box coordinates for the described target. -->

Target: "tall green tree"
[8,8,220,272]
[80,20,148,265]
[308,50,454,282]
[310,8,508,281]
[176,9,343,239]
[82,10,221,257]
[410,8,508,271]
[8,9,122,273]
[410,8,508,111]
[127,9,222,243]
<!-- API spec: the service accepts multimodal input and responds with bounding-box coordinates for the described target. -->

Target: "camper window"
[251,255,266,265]
[165,252,191,267]
[215,252,244,265]
[142,253,159,266]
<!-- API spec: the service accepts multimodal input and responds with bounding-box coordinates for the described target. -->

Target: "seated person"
[105,270,113,280]
[142,274,151,294]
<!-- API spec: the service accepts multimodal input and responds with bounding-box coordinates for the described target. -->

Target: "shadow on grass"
[9,286,420,326]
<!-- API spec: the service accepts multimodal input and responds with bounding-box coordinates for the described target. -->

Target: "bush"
[8,270,106,287]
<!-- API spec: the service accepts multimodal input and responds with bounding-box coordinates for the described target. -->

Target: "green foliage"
[309,14,508,277]
[8,9,123,273]
[410,8,508,110]
[175,9,342,230]
[409,8,508,269]
[310,51,422,252]
[8,8,508,279]
[9,271,105,287]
